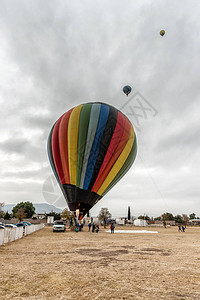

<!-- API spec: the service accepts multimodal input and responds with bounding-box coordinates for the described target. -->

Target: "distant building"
[189,219,200,226]
[115,218,126,225]
[47,216,54,224]
[134,219,148,226]
[32,213,46,220]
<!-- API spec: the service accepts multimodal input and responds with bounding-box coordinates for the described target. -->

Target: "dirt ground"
[0,226,200,300]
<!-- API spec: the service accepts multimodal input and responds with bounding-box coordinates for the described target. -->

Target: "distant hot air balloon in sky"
[47,102,137,219]
[123,85,132,96]
[160,30,165,36]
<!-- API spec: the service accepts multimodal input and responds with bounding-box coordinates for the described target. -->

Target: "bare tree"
[182,214,189,227]
[61,208,73,225]
[15,208,26,222]
[98,208,111,228]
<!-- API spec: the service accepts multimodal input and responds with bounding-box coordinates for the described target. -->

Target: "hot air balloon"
[160,30,165,36]
[123,85,132,96]
[47,102,137,219]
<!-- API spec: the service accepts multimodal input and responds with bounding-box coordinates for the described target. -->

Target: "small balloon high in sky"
[123,85,132,96]
[47,102,137,219]
[160,29,165,36]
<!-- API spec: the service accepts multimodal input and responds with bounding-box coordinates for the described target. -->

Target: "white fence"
[0,224,44,246]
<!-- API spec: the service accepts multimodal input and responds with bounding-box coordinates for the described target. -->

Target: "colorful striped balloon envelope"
[47,102,137,219]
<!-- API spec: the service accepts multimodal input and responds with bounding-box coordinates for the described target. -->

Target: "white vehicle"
[53,221,66,232]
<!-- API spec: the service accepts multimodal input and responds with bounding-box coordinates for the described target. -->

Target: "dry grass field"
[0,226,200,300]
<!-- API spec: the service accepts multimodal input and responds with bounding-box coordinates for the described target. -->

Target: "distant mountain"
[3,203,63,214]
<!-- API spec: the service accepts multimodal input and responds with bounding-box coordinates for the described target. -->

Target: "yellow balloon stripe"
[97,126,134,195]
[68,105,83,185]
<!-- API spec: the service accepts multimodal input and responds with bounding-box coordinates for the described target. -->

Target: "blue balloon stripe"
[83,104,110,189]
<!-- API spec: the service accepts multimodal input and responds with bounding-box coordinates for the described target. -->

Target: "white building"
[115,218,125,225]
[134,219,148,226]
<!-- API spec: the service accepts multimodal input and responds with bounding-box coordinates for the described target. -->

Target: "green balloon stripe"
[76,103,92,187]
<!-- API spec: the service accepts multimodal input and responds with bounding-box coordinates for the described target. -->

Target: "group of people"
[88,222,115,233]
[88,222,99,233]
[75,223,84,232]
[178,225,186,232]
[73,220,115,234]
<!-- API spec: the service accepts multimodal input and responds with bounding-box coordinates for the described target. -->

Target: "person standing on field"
[110,223,115,233]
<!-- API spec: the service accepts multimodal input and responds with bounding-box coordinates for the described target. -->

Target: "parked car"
[0,225,5,229]
[53,221,66,232]
[22,221,31,226]
[14,223,28,228]
[4,224,17,228]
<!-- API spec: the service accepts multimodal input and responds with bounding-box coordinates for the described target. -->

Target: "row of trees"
[0,202,199,224]
[97,208,200,227]
[97,208,199,224]
[138,212,199,223]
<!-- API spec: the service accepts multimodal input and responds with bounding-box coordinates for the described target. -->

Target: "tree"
[61,208,72,221]
[174,215,183,224]
[0,203,4,218]
[98,208,111,227]
[15,208,26,222]
[182,214,189,226]
[4,211,11,220]
[12,202,35,218]
[128,206,131,220]
[138,215,150,221]
[161,212,175,228]
[189,213,196,220]
[154,216,161,221]
[47,211,61,220]
[161,214,167,228]
[162,212,174,221]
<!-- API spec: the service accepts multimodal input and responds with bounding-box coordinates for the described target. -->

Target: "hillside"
[3,203,63,214]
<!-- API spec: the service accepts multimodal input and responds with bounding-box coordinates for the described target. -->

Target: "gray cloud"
[0,137,30,154]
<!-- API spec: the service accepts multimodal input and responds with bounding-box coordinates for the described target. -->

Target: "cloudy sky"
[0,0,200,218]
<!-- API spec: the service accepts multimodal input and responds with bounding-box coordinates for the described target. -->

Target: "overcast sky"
[0,0,200,218]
